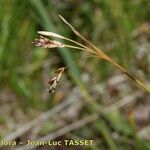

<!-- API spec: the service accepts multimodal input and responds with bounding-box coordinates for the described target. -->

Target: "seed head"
[33,36,65,48]
[38,31,65,39]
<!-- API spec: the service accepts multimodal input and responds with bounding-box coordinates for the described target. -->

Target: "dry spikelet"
[37,31,65,39]
[47,67,65,93]
[33,35,65,48]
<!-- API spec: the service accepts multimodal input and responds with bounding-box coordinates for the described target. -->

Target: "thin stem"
[63,37,88,49]
[65,44,93,53]
[63,37,94,53]
[96,52,150,93]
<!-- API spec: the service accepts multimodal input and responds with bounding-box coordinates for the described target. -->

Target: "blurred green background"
[0,0,150,149]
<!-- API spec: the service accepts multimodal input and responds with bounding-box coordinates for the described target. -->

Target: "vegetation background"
[0,0,150,149]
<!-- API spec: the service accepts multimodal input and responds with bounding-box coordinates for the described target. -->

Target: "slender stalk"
[59,15,150,94]
[65,44,94,53]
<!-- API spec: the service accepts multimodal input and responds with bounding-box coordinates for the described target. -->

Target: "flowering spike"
[47,67,65,93]
[37,31,65,39]
[33,36,65,48]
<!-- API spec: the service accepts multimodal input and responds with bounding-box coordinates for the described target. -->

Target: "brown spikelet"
[47,67,65,94]
[33,36,65,48]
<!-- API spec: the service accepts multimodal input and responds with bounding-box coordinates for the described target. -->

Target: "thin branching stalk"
[58,15,150,93]
[37,31,95,53]
[34,15,150,93]
[65,44,93,53]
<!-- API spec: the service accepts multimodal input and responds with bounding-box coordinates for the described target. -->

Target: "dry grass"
[34,15,150,94]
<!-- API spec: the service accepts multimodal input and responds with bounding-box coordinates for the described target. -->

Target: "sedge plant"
[33,15,150,94]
